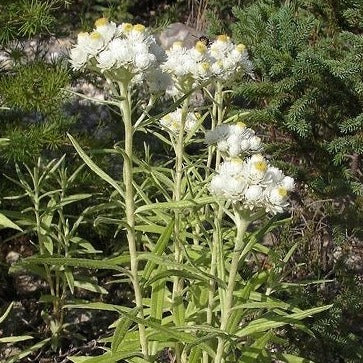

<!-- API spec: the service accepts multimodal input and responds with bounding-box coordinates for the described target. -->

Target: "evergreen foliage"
[0,0,74,163]
[285,276,363,362]
[225,1,363,360]
[230,0,362,198]
[0,0,61,44]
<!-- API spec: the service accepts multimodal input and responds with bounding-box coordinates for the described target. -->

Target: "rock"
[333,237,363,274]
[158,22,202,49]
[14,274,43,295]
[5,251,20,264]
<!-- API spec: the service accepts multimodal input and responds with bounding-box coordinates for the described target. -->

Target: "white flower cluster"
[69,19,165,82]
[205,122,262,157]
[160,109,198,134]
[70,24,252,93]
[210,155,295,214]
[209,35,254,81]
[161,40,212,89]
[161,35,253,89]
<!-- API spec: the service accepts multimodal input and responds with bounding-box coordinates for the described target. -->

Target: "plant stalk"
[215,81,224,168]
[215,208,249,363]
[172,95,190,363]
[118,81,149,359]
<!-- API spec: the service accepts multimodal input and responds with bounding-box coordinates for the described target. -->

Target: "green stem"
[118,81,149,360]
[171,95,190,363]
[215,209,250,363]
[215,81,224,168]
[33,176,55,298]
[203,206,224,363]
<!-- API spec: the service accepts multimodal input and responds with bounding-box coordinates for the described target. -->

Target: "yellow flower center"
[78,32,89,38]
[90,31,102,40]
[217,34,229,42]
[122,23,133,32]
[236,122,246,129]
[254,161,267,172]
[195,112,201,119]
[201,62,210,71]
[236,43,246,53]
[195,41,207,54]
[278,187,288,197]
[95,17,109,27]
[171,120,179,129]
[133,24,145,33]
[231,157,243,165]
[172,41,183,48]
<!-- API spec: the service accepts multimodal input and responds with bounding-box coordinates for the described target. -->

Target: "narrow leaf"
[135,197,215,214]
[0,335,33,343]
[0,213,22,231]
[68,134,124,197]
[112,308,138,353]
[5,338,50,363]
[236,305,333,337]
[142,220,174,282]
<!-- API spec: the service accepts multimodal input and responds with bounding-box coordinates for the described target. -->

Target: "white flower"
[243,154,268,183]
[83,31,104,55]
[160,109,198,134]
[245,185,263,201]
[205,122,262,157]
[94,18,117,43]
[77,32,91,50]
[109,38,132,65]
[244,185,264,209]
[210,174,246,200]
[69,45,88,70]
[208,36,254,81]
[127,24,148,42]
[162,41,213,87]
[185,112,198,132]
[209,155,294,214]
[210,35,234,60]
[282,176,295,191]
[249,136,262,151]
[219,158,244,176]
[239,138,251,152]
[97,49,116,70]
[135,52,156,70]
[117,22,134,36]
[264,166,284,185]
[69,21,164,82]
[264,186,289,214]
[210,159,246,200]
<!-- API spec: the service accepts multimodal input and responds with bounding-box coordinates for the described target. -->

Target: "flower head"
[94,17,117,43]
[208,35,254,81]
[161,40,213,90]
[210,155,294,214]
[205,123,262,157]
[69,21,165,83]
[160,109,198,135]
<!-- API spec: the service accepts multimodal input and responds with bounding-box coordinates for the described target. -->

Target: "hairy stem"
[203,205,225,363]
[215,81,224,168]
[215,209,249,363]
[118,81,149,359]
[172,95,190,363]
